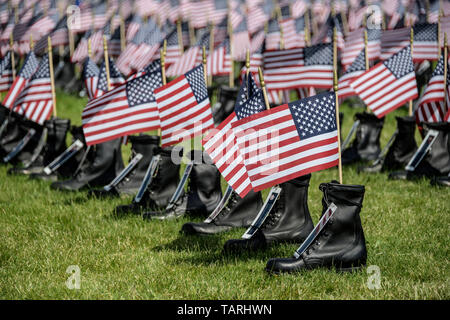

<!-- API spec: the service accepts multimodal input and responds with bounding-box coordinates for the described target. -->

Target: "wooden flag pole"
[333,27,343,184]
[48,37,57,118]
[409,27,414,116]
[103,35,111,91]
[202,45,207,85]
[30,34,34,51]
[364,29,370,113]
[177,19,184,54]
[438,13,442,57]
[245,49,250,78]
[228,15,234,88]
[258,67,270,110]
[444,33,448,110]
[208,23,214,86]
[88,38,92,59]
[9,33,15,81]
[161,48,166,85]
[305,10,311,46]
[120,16,126,51]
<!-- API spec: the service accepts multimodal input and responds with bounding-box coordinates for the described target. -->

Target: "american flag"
[71,30,92,64]
[202,73,264,197]
[415,55,450,123]
[279,16,306,49]
[231,92,339,191]
[163,27,183,67]
[232,19,250,61]
[342,28,381,69]
[82,57,99,101]
[11,53,53,125]
[1,14,15,57]
[347,5,367,31]
[206,37,231,76]
[338,49,366,99]
[2,51,39,108]
[108,26,122,58]
[350,45,419,118]
[412,23,439,62]
[128,23,163,71]
[125,14,142,42]
[0,51,13,92]
[312,15,345,52]
[263,43,333,91]
[247,3,269,34]
[380,27,410,60]
[81,68,162,146]
[34,16,68,54]
[155,64,213,147]
[166,30,209,77]
[95,57,125,98]
[266,18,282,50]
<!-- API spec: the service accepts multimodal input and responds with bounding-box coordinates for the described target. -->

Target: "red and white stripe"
[206,45,231,76]
[280,18,306,49]
[416,73,449,123]
[380,28,410,60]
[154,73,213,147]
[338,70,365,99]
[166,46,201,77]
[342,28,380,69]
[82,84,160,146]
[0,68,12,92]
[231,104,339,191]
[350,62,419,118]
[263,48,333,90]
[202,113,252,197]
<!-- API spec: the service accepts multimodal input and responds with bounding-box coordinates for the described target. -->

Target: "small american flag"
[163,27,183,68]
[82,68,162,146]
[380,27,410,60]
[2,51,39,108]
[202,73,264,197]
[95,57,125,98]
[342,28,381,69]
[266,18,282,50]
[338,49,366,99]
[82,57,100,100]
[263,43,333,91]
[155,64,213,147]
[412,23,439,62]
[206,37,231,76]
[12,53,54,125]
[415,55,450,123]
[231,92,339,191]
[280,16,306,49]
[232,19,250,61]
[71,30,92,64]
[0,51,13,92]
[350,45,419,118]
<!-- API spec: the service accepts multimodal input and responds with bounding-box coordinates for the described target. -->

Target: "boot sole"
[266,264,366,275]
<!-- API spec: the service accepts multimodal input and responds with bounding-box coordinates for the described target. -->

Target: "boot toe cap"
[181,222,232,235]
[265,257,306,274]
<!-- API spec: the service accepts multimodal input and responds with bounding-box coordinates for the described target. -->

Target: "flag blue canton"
[288,92,337,140]
[431,56,445,77]
[383,45,414,79]
[165,28,179,46]
[367,28,381,41]
[304,43,333,66]
[345,49,366,74]
[143,59,161,74]
[18,52,39,79]
[295,16,305,33]
[126,70,162,107]
[0,51,11,73]
[31,54,50,80]
[413,23,437,41]
[185,65,208,103]
[235,74,265,120]
[97,58,123,92]
[267,18,280,33]
[82,58,99,81]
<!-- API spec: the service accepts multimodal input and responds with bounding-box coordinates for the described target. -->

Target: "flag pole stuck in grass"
[409,27,414,116]
[47,36,57,118]
[334,27,343,184]
[445,33,448,111]
[364,29,370,113]
[258,67,270,111]
[9,33,15,81]
[103,35,111,91]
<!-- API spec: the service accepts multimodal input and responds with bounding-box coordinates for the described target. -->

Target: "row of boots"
[341,111,450,187]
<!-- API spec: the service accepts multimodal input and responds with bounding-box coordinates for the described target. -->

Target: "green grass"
[0,90,449,300]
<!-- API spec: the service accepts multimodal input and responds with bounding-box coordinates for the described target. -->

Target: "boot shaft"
[43,118,71,163]
[384,116,418,170]
[128,135,160,172]
[420,122,450,175]
[213,86,239,125]
[354,112,384,159]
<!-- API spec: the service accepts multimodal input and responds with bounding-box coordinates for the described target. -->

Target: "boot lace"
[261,189,284,230]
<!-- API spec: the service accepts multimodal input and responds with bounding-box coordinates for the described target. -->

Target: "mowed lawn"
[0,89,448,299]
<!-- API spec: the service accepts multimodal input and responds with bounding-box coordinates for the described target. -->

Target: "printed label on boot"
[341,120,360,150]
[241,186,282,240]
[103,153,143,191]
[405,129,439,172]
[293,202,337,259]
[3,128,36,163]
[165,162,194,211]
[204,185,234,223]
[134,155,160,203]
[43,140,84,175]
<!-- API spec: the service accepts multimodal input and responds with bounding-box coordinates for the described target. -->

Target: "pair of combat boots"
[113,150,224,221]
[182,174,368,274]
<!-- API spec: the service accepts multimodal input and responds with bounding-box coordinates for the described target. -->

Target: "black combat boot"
[432,175,450,187]
[212,86,239,126]
[223,174,314,253]
[50,138,124,191]
[342,112,384,165]
[389,122,450,180]
[266,181,367,274]
[181,190,264,235]
[89,135,160,197]
[143,150,222,221]
[8,118,70,175]
[113,146,183,216]
[359,116,418,173]
[0,113,31,159]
